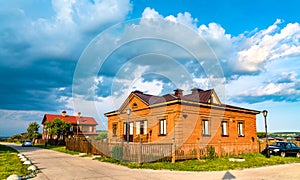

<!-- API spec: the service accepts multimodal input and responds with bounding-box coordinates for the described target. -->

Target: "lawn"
[0,144,30,179]
[94,153,300,171]
[34,144,300,172]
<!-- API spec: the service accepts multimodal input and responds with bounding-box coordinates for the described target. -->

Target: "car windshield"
[273,142,286,147]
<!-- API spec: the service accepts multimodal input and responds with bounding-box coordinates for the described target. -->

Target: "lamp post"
[262,110,270,158]
[77,120,79,141]
[126,108,131,143]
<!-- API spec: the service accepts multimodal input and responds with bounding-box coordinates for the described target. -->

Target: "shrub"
[208,146,215,160]
[111,146,123,161]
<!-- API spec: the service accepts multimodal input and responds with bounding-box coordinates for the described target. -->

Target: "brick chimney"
[62,110,67,117]
[77,112,81,118]
[174,89,183,97]
[191,88,204,94]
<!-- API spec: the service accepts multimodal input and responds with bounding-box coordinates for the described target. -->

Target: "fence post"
[172,138,176,163]
[138,140,142,164]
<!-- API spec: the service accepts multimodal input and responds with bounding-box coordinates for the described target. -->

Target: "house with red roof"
[42,111,98,141]
[105,88,260,154]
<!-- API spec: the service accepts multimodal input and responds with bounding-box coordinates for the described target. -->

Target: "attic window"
[132,103,138,109]
[208,96,213,104]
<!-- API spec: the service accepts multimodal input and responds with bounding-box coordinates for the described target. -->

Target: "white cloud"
[52,0,76,24]
[231,20,300,74]
[142,7,163,19]
[2,0,132,60]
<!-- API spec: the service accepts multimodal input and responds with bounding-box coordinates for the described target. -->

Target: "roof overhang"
[105,99,260,116]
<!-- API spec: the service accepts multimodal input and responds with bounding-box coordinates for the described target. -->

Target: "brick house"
[105,88,260,149]
[42,111,98,141]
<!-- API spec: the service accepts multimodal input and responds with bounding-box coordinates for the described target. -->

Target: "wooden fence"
[66,139,266,163]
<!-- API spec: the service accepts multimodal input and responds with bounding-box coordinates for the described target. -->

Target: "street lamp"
[262,110,270,158]
[77,120,79,141]
[126,108,131,143]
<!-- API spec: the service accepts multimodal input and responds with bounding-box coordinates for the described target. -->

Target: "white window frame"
[202,120,209,135]
[221,121,228,136]
[129,122,134,135]
[143,121,147,135]
[159,119,167,135]
[238,121,244,136]
[123,122,126,135]
[136,121,140,135]
[136,120,148,135]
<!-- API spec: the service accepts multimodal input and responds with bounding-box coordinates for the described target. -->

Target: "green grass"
[34,144,79,155]
[0,144,30,179]
[94,153,300,171]
[33,144,300,172]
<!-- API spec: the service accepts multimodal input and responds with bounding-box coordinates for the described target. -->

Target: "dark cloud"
[0,59,76,111]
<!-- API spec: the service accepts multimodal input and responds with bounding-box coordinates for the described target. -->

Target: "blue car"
[266,141,300,158]
[22,140,33,147]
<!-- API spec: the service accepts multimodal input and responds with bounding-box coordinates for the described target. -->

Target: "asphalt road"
[2,142,300,180]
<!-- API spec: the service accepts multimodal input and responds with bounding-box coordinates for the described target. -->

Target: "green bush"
[111,146,123,161]
[208,146,215,160]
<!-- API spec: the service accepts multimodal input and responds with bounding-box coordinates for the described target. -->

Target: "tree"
[257,132,267,139]
[27,122,40,141]
[45,118,71,141]
[96,130,107,140]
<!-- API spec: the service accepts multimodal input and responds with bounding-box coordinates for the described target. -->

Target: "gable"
[118,92,151,113]
[208,90,221,105]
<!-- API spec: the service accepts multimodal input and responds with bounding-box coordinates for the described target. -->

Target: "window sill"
[158,134,167,136]
[202,134,211,137]
[238,135,245,137]
[222,135,229,137]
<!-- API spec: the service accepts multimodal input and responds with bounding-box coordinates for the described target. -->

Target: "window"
[159,119,167,135]
[129,122,134,135]
[123,122,133,135]
[113,123,117,136]
[89,126,93,132]
[202,120,209,135]
[221,121,228,136]
[238,122,244,136]
[70,126,73,132]
[132,103,138,109]
[136,120,148,135]
[123,122,127,135]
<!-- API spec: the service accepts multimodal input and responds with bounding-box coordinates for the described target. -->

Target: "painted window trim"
[238,121,245,137]
[136,120,148,135]
[221,121,229,137]
[159,119,167,135]
[202,119,210,136]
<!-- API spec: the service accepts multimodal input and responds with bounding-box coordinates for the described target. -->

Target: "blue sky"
[1,0,300,136]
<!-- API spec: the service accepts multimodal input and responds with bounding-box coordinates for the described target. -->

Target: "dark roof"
[182,89,213,103]
[133,89,213,104]
[105,88,260,116]
[42,114,98,125]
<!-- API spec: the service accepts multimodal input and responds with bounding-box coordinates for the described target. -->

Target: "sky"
[1,0,300,136]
